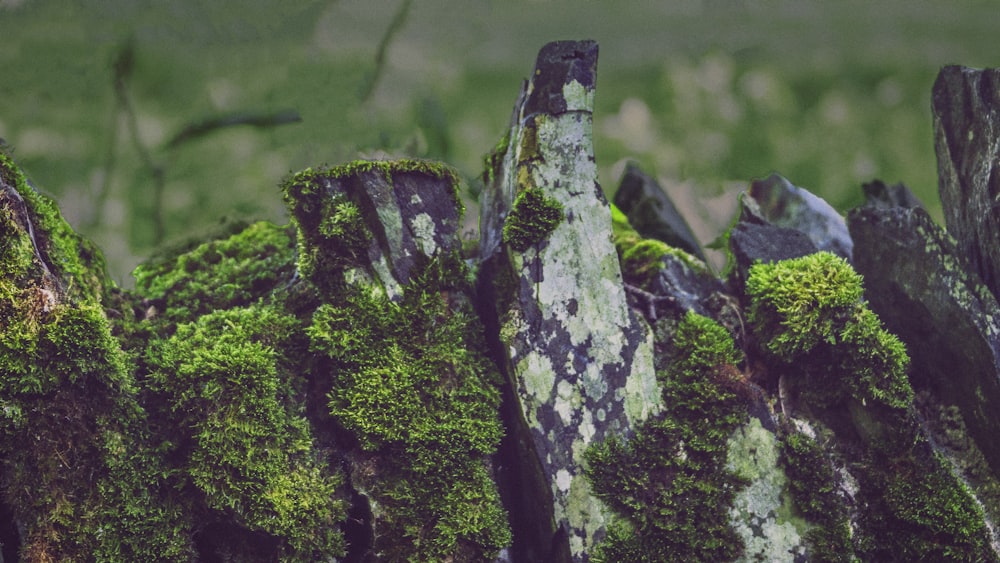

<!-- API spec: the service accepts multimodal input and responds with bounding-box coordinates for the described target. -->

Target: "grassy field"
[3,0,999,283]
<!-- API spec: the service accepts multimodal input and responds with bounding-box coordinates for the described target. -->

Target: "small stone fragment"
[746,173,853,261]
[613,161,706,261]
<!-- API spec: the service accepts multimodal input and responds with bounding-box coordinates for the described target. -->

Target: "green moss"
[885,455,987,539]
[856,448,997,562]
[502,186,564,252]
[610,203,707,286]
[0,155,195,559]
[133,221,296,329]
[585,311,747,562]
[780,430,853,562]
[145,304,347,560]
[0,152,110,304]
[307,255,511,560]
[745,251,912,409]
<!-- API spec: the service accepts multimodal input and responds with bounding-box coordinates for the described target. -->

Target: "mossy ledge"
[3,41,1000,563]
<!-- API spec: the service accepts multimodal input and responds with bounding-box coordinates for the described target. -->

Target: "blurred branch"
[97,36,168,244]
[165,110,301,150]
[98,36,302,248]
[358,0,413,103]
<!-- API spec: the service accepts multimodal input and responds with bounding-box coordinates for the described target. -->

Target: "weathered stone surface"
[745,173,853,260]
[728,201,819,292]
[613,161,706,261]
[479,40,661,561]
[848,203,1000,486]
[933,65,1000,300]
[861,179,924,210]
[283,160,511,561]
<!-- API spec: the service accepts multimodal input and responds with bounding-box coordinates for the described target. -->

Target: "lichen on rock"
[478,39,661,560]
[584,311,748,562]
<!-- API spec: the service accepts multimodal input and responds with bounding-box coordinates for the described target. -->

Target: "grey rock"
[745,173,853,260]
[479,39,661,562]
[861,179,924,210]
[728,213,819,292]
[613,161,707,261]
[848,204,1000,479]
[933,65,1000,300]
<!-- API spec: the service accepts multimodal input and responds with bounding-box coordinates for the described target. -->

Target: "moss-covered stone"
[585,311,748,562]
[0,154,196,560]
[745,251,997,561]
[502,185,564,252]
[610,203,708,287]
[282,158,465,299]
[780,428,853,562]
[144,304,346,560]
[745,251,912,409]
[307,257,511,561]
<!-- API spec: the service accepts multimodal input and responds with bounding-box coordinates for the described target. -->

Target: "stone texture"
[479,40,661,561]
[728,204,819,292]
[933,65,1000,300]
[861,179,924,210]
[745,173,853,261]
[848,203,1000,481]
[613,161,707,261]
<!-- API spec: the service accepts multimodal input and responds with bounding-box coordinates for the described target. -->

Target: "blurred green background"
[2,0,999,284]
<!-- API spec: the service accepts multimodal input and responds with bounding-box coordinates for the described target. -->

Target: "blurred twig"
[99,36,301,248]
[358,0,413,103]
[98,36,168,243]
[165,110,301,150]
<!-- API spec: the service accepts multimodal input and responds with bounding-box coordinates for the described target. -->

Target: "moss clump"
[855,447,997,562]
[144,304,346,560]
[610,203,707,286]
[307,256,511,561]
[0,153,110,304]
[585,311,747,562]
[780,430,852,562]
[133,220,296,330]
[745,251,912,409]
[502,186,564,252]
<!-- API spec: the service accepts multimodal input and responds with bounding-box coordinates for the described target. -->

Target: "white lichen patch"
[554,380,580,425]
[622,327,661,425]
[409,212,437,256]
[556,469,573,493]
[517,351,556,410]
[562,79,596,113]
[562,472,609,560]
[727,417,806,563]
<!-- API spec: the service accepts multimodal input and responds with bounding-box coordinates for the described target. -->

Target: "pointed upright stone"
[479,40,661,561]
[933,65,1000,300]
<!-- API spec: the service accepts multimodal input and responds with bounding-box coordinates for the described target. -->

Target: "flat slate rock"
[848,204,1000,475]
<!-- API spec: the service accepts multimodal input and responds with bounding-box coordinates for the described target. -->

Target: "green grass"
[3,0,1000,283]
